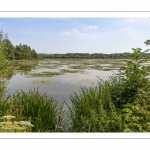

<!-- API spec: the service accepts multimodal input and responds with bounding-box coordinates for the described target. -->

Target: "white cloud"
[82,25,98,30]
[119,27,142,39]
[61,29,97,39]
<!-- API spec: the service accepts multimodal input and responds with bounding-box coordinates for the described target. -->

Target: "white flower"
[18,121,34,127]
[1,115,16,120]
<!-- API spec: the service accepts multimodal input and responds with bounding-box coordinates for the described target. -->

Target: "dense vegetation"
[68,47,150,132]
[1,30,150,132]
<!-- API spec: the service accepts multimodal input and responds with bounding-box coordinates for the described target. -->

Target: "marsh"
[7,59,125,106]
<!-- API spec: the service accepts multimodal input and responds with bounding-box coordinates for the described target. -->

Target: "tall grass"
[68,78,123,132]
[0,88,65,132]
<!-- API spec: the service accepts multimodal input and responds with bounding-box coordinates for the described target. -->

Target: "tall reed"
[3,88,65,132]
[68,78,123,132]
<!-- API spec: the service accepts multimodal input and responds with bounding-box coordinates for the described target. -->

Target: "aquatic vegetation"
[27,71,64,77]
[60,69,86,74]
[69,65,87,69]
[32,80,58,84]
[103,67,112,71]
[37,65,59,69]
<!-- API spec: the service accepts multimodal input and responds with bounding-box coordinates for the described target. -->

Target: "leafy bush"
[110,48,150,108]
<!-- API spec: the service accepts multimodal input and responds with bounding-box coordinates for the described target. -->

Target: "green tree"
[0,31,14,95]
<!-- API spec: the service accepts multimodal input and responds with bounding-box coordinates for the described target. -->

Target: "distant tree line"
[39,51,150,59]
[0,30,39,60]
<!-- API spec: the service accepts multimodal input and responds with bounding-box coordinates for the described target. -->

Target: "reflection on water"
[7,59,121,106]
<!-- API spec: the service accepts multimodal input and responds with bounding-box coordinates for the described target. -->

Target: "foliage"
[14,44,39,60]
[121,100,150,132]
[144,39,150,46]
[0,30,39,60]
[0,31,14,96]
[110,48,150,107]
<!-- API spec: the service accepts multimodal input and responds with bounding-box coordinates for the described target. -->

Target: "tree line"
[0,30,39,60]
[39,51,150,59]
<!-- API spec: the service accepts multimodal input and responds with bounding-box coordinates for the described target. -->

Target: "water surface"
[7,59,123,106]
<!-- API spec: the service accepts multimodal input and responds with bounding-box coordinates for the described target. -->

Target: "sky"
[0,18,150,54]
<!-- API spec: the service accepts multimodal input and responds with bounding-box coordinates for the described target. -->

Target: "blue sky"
[0,18,150,54]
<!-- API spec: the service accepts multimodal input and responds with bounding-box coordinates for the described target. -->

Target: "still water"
[7,59,123,106]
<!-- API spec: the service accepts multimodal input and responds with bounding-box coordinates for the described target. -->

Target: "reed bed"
[0,88,65,132]
[67,78,123,132]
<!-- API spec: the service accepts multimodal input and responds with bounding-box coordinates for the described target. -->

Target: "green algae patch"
[27,71,64,77]
[60,69,86,74]
[32,80,58,84]
[69,65,87,69]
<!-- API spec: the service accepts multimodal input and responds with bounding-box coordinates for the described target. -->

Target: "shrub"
[110,48,150,108]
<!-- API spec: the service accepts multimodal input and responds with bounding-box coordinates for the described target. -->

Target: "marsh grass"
[68,78,123,132]
[0,89,65,132]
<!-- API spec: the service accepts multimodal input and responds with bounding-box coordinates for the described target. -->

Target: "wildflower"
[1,115,16,120]
[17,121,34,127]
